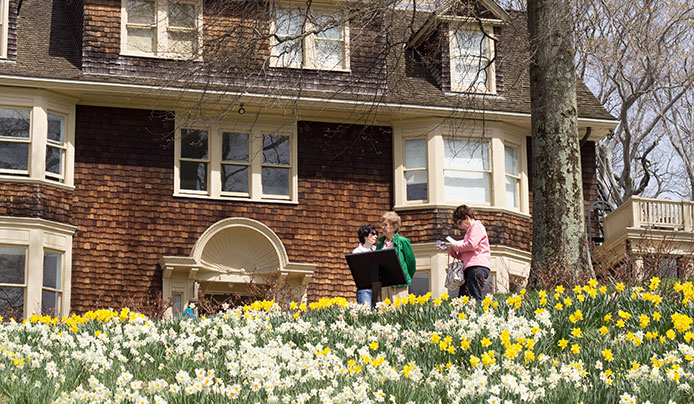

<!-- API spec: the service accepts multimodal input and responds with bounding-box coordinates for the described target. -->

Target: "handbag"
[444,254,465,290]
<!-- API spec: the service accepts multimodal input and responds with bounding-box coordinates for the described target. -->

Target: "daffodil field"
[2,279,694,403]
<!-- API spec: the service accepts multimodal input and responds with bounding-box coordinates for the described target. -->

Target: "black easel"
[345,248,408,308]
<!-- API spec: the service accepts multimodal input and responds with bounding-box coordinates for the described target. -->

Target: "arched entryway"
[160,218,315,313]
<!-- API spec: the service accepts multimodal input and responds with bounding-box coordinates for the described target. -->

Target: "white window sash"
[175,122,296,202]
[449,26,495,93]
[271,8,349,70]
[122,0,202,59]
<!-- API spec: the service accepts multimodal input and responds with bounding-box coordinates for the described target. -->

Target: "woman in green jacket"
[377,211,416,302]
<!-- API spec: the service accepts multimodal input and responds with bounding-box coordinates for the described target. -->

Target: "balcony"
[604,196,694,237]
[594,196,694,277]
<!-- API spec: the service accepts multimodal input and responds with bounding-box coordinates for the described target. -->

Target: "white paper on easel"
[446,236,457,244]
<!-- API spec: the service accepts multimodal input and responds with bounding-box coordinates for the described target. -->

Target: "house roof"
[0,0,615,123]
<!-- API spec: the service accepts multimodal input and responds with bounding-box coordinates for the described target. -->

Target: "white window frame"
[0,106,31,177]
[0,217,76,318]
[403,137,428,203]
[0,0,8,59]
[448,23,496,94]
[442,136,492,205]
[504,143,521,209]
[393,119,529,215]
[270,6,350,71]
[0,88,76,189]
[120,0,203,60]
[45,112,68,183]
[174,117,298,203]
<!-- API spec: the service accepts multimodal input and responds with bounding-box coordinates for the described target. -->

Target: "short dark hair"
[357,224,377,244]
[452,205,475,223]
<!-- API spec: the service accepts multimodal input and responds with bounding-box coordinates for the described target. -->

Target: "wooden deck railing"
[603,196,694,240]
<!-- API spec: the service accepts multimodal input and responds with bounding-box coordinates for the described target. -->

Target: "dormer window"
[271,7,350,71]
[449,27,496,93]
[120,0,202,59]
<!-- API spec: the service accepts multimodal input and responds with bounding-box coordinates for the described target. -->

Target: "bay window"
[271,7,350,70]
[121,0,202,59]
[0,90,76,187]
[0,217,75,318]
[394,120,528,214]
[175,119,297,202]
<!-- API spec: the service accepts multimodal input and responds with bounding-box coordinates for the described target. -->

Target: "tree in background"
[660,87,694,199]
[573,0,694,207]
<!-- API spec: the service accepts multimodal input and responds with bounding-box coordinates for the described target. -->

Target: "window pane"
[455,30,486,58]
[222,164,249,193]
[274,9,302,65]
[444,139,489,170]
[0,142,29,171]
[43,251,61,289]
[169,2,196,28]
[262,167,289,196]
[275,9,302,36]
[0,287,24,317]
[408,271,429,297]
[41,290,59,315]
[181,129,208,159]
[0,108,30,139]
[47,114,65,143]
[275,40,302,66]
[173,293,182,315]
[315,14,342,40]
[444,170,490,203]
[505,145,519,175]
[405,138,426,169]
[127,27,155,53]
[405,171,427,201]
[46,146,63,176]
[0,247,26,285]
[127,0,156,25]
[315,40,343,68]
[168,31,195,54]
[455,59,487,91]
[222,132,249,162]
[506,177,519,208]
[180,161,207,191]
[263,135,290,165]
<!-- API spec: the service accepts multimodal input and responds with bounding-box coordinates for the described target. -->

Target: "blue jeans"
[357,289,372,306]
[458,266,490,302]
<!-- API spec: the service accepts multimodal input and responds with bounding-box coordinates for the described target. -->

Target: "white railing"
[603,196,694,240]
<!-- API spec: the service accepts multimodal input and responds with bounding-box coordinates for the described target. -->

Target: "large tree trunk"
[527,0,594,285]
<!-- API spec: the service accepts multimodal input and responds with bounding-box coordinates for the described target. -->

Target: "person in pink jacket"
[438,205,491,301]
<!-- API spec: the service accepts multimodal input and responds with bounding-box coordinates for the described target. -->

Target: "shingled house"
[0,0,616,317]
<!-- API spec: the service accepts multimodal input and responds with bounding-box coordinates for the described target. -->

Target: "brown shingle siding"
[398,209,532,252]
[0,182,73,223]
[68,106,394,311]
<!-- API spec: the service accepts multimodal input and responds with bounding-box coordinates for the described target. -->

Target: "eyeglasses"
[370,231,379,236]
